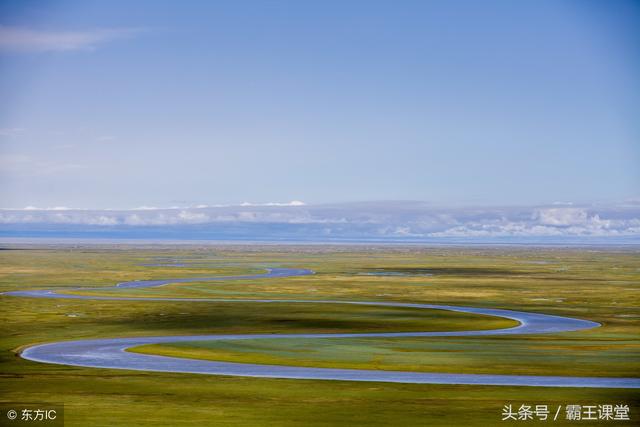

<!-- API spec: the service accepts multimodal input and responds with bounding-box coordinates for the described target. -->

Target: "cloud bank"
[0,201,638,242]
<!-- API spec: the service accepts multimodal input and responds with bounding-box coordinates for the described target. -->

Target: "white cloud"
[534,208,589,226]
[0,26,143,52]
[240,200,306,207]
[85,215,118,226]
[132,206,160,211]
[177,210,209,223]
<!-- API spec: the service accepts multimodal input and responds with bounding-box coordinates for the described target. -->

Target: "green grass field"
[1,244,639,426]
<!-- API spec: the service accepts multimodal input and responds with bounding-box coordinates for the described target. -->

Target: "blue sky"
[0,0,639,210]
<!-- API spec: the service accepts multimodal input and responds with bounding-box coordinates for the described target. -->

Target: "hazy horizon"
[0,199,637,243]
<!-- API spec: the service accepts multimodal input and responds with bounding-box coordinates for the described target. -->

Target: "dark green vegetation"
[1,244,639,426]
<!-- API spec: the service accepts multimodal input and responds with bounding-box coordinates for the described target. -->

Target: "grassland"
[1,244,639,426]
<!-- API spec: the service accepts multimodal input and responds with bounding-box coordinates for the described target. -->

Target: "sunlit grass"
[1,245,638,426]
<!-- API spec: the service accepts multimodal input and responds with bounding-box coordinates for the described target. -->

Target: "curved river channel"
[4,267,639,388]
